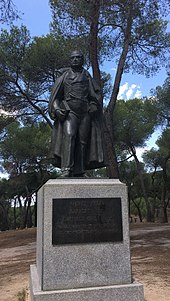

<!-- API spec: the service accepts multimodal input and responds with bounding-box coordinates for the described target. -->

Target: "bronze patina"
[48,50,105,177]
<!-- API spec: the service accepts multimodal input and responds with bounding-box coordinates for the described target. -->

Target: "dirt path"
[0,224,170,301]
[130,223,170,301]
[0,228,36,301]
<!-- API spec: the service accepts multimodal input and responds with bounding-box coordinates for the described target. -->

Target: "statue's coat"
[48,68,105,170]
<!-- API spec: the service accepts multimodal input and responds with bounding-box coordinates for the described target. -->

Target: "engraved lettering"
[52,198,123,244]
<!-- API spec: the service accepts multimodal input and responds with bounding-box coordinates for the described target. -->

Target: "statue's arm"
[48,74,65,120]
[49,71,70,121]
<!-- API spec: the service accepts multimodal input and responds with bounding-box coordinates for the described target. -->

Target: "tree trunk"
[89,0,102,91]
[0,203,9,231]
[107,38,131,114]
[103,35,132,178]
[34,198,37,227]
[128,188,131,217]
[130,145,152,222]
[107,0,133,113]
[17,196,25,229]
[104,4,133,178]
[88,1,118,177]
[103,111,119,178]
[159,186,168,223]
[24,196,32,228]
[132,199,143,222]
[159,161,169,223]
[27,206,33,228]
[13,198,17,229]
[88,1,134,178]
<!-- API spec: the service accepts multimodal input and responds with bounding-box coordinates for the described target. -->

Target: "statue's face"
[70,51,83,68]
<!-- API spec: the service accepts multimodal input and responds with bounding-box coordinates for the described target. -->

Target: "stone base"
[36,179,132,290]
[30,265,144,301]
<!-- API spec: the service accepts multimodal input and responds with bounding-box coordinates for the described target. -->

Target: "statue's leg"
[61,112,78,176]
[73,114,91,176]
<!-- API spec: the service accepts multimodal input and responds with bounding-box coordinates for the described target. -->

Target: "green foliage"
[157,128,170,157]
[0,121,51,175]
[50,0,91,36]
[0,120,60,230]
[0,26,79,124]
[119,160,138,186]
[25,34,76,89]
[101,71,112,103]
[143,147,161,171]
[118,157,166,221]
[92,167,107,178]
[130,197,147,218]
[143,128,170,222]
[114,98,158,149]
[154,76,170,126]
[143,128,170,170]
[17,288,26,301]
[0,26,33,117]
[0,114,14,134]
[0,121,51,197]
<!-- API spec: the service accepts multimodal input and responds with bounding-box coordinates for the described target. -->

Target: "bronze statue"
[48,50,105,177]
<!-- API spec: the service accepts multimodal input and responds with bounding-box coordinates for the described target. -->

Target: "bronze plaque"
[52,198,123,245]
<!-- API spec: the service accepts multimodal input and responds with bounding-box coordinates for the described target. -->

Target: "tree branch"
[14,74,52,128]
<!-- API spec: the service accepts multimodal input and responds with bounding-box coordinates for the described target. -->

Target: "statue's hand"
[55,109,67,122]
[88,103,98,118]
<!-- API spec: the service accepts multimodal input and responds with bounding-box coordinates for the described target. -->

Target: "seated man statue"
[48,50,105,177]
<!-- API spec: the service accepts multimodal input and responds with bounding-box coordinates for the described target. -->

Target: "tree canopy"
[114,97,159,151]
[154,76,170,126]
[0,1,170,228]
[0,121,58,230]
[0,26,77,125]
[50,0,170,78]
[0,0,19,24]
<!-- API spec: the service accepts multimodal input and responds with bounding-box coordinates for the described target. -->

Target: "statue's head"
[70,50,84,69]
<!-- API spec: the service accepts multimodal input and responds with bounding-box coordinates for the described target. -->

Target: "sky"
[1,0,169,169]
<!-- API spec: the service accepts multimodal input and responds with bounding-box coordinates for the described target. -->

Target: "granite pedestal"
[30,179,144,301]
